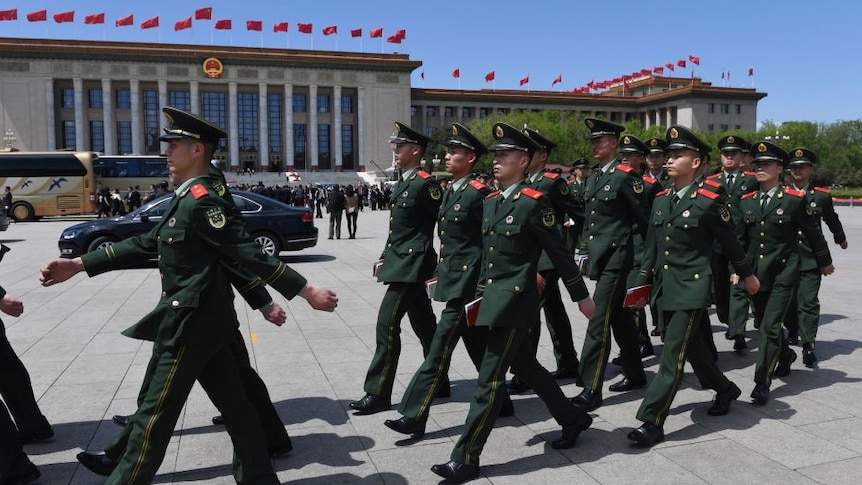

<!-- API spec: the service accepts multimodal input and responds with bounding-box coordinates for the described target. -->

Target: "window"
[117,121,132,154]
[708,103,715,114]
[444,106,454,117]
[62,120,76,149]
[410,106,418,117]
[201,91,228,150]
[90,121,105,152]
[89,89,103,109]
[479,108,490,118]
[267,93,283,156]
[341,94,353,114]
[462,107,472,118]
[736,104,742,115]
[61,88,74,109]
[293,124,307,169]
[317,94,330,113]
[318,124,330,169]
[425,127,433,138]
[720,124,729,131]
[707,124,715,132]
[735,124,741,130]
[116,89,131,109]
[169,91,191,112]
[426,106,437,117]
[342,124,354,169]
[237,92,259,151]
[143,90,160,154]
[293,93,307,113]
[497,108,509,115]
[720,103,729,114]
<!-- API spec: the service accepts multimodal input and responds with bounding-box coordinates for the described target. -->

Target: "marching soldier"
[628,126,759,446]
[571,118,648,412]
[385,123,513,440]
[564,159,589,252]
[350,122,444,415]
[737,141,833,405]
[431,123,594,483]
[785,148,847,366]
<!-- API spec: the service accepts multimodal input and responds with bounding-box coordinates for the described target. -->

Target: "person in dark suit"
[349,122,443,415]
[40,107,338,485]
[737,141,833,405]
[627,126,760,446]
[431,123,595,484]
[328,184,346,239]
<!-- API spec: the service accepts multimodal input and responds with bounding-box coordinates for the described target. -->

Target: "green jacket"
[378,170,442,283]
[795,186,846,271]
[434,176,490,302]
[82,178,308,347]
[475,182,589,328]
[529,170,582,272]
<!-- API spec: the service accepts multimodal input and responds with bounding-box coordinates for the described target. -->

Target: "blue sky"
[1,0,858,125]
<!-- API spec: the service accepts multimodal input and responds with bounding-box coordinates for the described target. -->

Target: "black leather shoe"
[750,383,769,405]
[111,415,131,427]
[269,441,293,459]
[551,412,593,449]
[76,451,118,476]
[2,460,40,484]
[212,415,225,425]
[707,382,742,416]
[430,460,479,483]
[640,343,654,358]
[787,329,799,346]
[436,379,452,398]
[733,335,747,351]
[774,348,797,377]
[609,377,647,392]
[384,415,427,437]
[802,343,817,367]
[506,376,531,394]
[627,422,664,446]
[571,389,602,412]
[18,427,54,444]
[610,354,621,366]
[499,399,515,418]
[349,393,391,415]
[550,367,579,380]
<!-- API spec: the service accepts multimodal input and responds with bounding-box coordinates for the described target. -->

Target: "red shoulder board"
[656,188,671,197]
[697,188,719,200]
[542,172,559,180]
[615,164,634,173]
[469,179,486,191]
[567,178,576,185]
[744,171,756,176]
[486,190,501,199]
[190,184,209,199]
[814,187,831,194]
[704,179,722,189]
[784,188,804,198]
[520,187,543,200]
[706,173,721,180]
[643,175,657,184]
[417,170,432,180]
[740,191,758,200]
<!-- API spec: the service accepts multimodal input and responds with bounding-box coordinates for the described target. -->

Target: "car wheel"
[87,235,119,253]
[253,232,281,256]
[10,202,35,221]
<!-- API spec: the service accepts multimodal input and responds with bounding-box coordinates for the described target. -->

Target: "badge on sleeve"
[213,180,226,197]
[632,179,644,194]
[719,206,731,222]
[428,184,442,201]
[541,207,556,227]
[559,183,570,196]
[206,206,227,229]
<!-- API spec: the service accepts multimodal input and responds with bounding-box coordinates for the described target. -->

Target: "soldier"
[564,159,589,253]
[785,148,847,366]
[737,141,833,405]
[385,123,513,440]
[431,123,594,483]
[643,137,671,190]
[571,118,648,412]
[628,126,759,446]
[40,107,339,484]
[350,122,444,415]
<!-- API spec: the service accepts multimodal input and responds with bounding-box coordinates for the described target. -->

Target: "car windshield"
[128,195,173,219]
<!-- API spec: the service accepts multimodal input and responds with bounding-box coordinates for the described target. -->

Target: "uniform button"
[589,235,594,240]
[666,223,671,228]
[157,255,161,260]
[157,235,161,241]
[591,197,596,202]
[611,242,617,247]
[441,216,446,221]
[389,230,393,234]
[664,250,669,256]
[388,243,392,247]
[489,246,494,252]
[683,224,689,228]
[489,230,496,236]
[798,230,803,236]
[160,273,164,279]
[439,257,444,263]
[781,258,786,263]
[488,262,494,269]
[440,243,445,248]
[487,278,493,284]
[171,300,179,307]
[665,236,670,241]
[161,291,166,297]
[759,254,765,259]
[760,243,765,248]
[663,264,669,270]
[590,222,595,227]
[168,237,173,243]
[590,210,596,215]
[514,285,521,292]
[440,231,445,236]
[390,216,393,221]
[505,231,511,236]
[694,273,700,280]
[760,232,765,237]
[761,221,765,225]
[462,265,468,271]
[408,248,413,254]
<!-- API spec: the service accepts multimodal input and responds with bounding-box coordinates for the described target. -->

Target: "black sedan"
[58,191,317,258]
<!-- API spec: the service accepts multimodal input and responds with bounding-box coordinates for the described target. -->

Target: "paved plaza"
[3,206,862,484]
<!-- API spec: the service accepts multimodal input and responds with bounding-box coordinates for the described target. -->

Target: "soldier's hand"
[821,264,835,276]
[40,258,85,286]
[299,284,339,311]
[536,273,546,294]
[0,295,23,317]
[578,297,596,320]
[729,273,740,285]
[840,241,848,249]
[260,302,287,326]
[743,275,760,295]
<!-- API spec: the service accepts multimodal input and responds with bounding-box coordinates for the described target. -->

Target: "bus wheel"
[10,202,35,221]
[87,235,118,253]
[253,232,281,256]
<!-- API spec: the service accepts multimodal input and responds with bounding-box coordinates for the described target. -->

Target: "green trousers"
[637,309,732,426]
[522,270,579,374]
[0,321,51,437]
[0,399,27,478]
[451,326,581,465]
[785,268,822,346]
[752,285,795,388]
[363,282,438,399]
[711,253,731,324]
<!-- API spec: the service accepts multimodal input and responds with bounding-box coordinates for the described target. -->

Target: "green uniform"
[630,174,663,347]
[577,160,648,391]
[451,182,590,465]
[82,177,308,485]
[363,167,442,399]
[564,177,586,252]
[635,185,752,425]
[738,186,831,388]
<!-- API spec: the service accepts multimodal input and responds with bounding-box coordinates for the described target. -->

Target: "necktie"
[726,173,735,187]
[761,193,769,212]
[671,193,680,208]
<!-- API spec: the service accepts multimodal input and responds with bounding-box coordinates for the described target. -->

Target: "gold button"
[489,247,494,252]
[161,291,166,297]
[168,237,173,243]
[666,223,671,228]
[489,230,496,236]
[663,264,669,270]
[439,257,444,263]
[171,300,179,307]
[408,248,413,254]
[665,236,670,241]
[487,278,493,284]
[488,262,494,269]
[694,273,700,280]
[759,254,764,259]
[462,265,468,271]
[514,285,521,292]
[663,250,669,256]
[589,235,594,240]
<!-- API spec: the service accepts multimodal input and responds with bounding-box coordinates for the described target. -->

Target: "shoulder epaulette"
[567,178,576,185]
[615,164,634,174]
[656,188,671,197]
[469,179,486,191]
[520,187,543,200]
[704,179,722,189]
[706,173,721,180]
[740,191,758,200]
[542,172,559,180]
[697,188,719,200]
[814,186,831,194]
[417,170,432,180]
[643,175,657,184]
[486,190,501,199]
[744,171,756,176]
[190,184,209,200]
[785,188,804,198]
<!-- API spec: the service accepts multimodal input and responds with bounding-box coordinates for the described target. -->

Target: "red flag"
[689,55,700,65]
[323,25,337,35]
[84,13,104,24]
[0,9,17,21]
[639,68,651,76]
[677,59,686,68]
[246,20,262,31]
[174,17,192,31]
[485,71,495,82]
[552,74,562,86]
[369,27,383,38]
[653,66,664,75]
[386,34,401,43]
[298,23,312,34]
[26,10,46,22]
[395,29,406,40]
[141,16,159,29]
[727,71,731,80]
[665,62,675,72]
[350,28,362,37]
[273,22,288,33]
[451,69,460,79]
[748,68,754,76]
[53,11,75,23]
[194,8,212,20]
[215,19,231,30]
[116,14,133,27]
[721,71,725,79]
[519,76,529,86]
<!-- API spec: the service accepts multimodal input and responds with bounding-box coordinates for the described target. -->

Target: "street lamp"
[3,129,15,149]
[765,129,790,146]
[431,153,441,172]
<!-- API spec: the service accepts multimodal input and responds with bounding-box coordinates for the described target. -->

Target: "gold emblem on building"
[203,57,224,79]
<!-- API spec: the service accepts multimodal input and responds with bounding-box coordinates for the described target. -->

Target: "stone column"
[259,83,269,170]
[102,79,115,155]
[357,87,365,171]
[130,79,141,154]
[309,84,318,171]
[45,78,56,150]
[190,80,200,114]
[73,78,85,150]
[333,85,342,171]
[229,82,239,170]
[284,84,294,171]
[157,79,168,132]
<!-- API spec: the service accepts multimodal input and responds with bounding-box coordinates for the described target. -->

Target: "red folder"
[464,297,483,326]
[425,277,438,299]
[623,285,652,308]
[372,259,384,278]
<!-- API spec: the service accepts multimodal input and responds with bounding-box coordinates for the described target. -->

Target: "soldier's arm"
[819,190,847,245]
[634,209,658,288]
[621,173,649,238]
[706,194,753,278]
[793,198,833,269]
[420,179,443,219]
[528,196,589,302]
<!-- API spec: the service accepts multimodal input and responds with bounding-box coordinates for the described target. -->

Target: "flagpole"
[211,25,213,45]
[335,36,338,51]
[359,36,362,53]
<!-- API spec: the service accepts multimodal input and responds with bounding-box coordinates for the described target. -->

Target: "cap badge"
[650,139,658,146]
[402,191,409,198]
[495,125,504,138]
[758,143,767,152]
[164,112,174,124]
[727,136,735,144]
[670,128,679,139]
[452,125,459,135]
[795,149,804,157]
[586,119,594,128]
[623,136,631,144]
